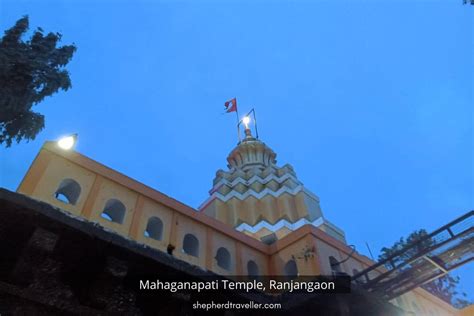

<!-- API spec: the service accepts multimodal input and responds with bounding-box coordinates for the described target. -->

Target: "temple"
[1,122,471,315]
[200,127,345,245]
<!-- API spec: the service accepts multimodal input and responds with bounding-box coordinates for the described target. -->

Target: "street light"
[57,134,78,150]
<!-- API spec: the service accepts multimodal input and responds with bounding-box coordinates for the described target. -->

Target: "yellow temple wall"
[16,142,466,316]
[391,289,460,315]
[28,150,96,216]
[132,196,174,252]
[268,234,320,276]
[17,143,271,278]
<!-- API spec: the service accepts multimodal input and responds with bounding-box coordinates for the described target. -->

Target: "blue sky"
[1,0,472,302]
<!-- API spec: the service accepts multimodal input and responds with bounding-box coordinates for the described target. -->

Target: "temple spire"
[200,112,347,245]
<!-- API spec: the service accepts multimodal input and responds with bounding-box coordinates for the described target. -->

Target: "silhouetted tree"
[0,16,76,147]
[379,229,471,308]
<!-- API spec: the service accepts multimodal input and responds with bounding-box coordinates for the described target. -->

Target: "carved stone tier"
[199,131,346,243]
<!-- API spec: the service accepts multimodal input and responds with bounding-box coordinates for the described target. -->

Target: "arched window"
[101,199,126,224]
[182,234,199,257]
[247,260,259,280]
[54,179,81,205]
[215,247,231,270]
[329,256,342,274]
[284,259,298,280]
[144,216,163,240]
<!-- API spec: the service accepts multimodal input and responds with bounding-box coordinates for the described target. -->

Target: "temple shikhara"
[200,128,344,245]
[1,120,472,315]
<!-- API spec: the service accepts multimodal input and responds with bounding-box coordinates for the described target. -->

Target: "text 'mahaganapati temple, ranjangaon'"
[1,124,472,315]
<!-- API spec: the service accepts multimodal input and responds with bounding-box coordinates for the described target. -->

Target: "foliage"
[0,16,76,147]
[379,229,471,308]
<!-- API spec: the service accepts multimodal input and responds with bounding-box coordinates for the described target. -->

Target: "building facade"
[15,129,463,315]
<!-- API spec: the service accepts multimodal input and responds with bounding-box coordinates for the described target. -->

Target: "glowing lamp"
[57,134,77,150]
[242,116,251,128]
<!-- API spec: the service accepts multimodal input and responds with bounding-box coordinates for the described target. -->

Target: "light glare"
[243,116,250,127]
[57,135,76,150]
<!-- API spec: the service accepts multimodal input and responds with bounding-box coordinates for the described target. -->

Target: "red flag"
[224,98,237,113]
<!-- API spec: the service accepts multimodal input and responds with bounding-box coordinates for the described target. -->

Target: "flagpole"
[236,107,241,143]
[224,98,241,143]
[252,108,259,139]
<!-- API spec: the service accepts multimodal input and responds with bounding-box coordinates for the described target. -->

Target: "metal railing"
[352,210,474,300]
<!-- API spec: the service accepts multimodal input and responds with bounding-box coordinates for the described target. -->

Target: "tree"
[0,16,76,147]
[379,229,471,308]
